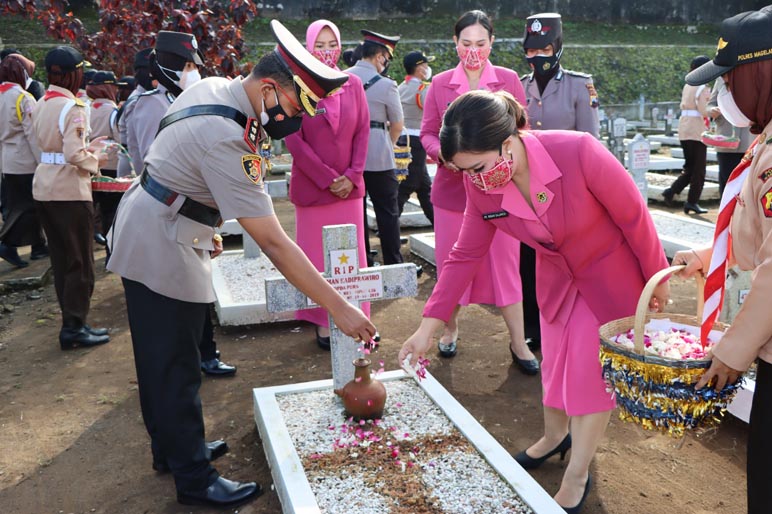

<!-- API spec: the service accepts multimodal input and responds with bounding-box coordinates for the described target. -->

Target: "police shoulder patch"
[761,186,772,217]
[241,154,263,184]
[758,168,772,182]
[564,69,592,79]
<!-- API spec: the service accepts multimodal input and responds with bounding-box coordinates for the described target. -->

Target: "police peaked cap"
[154,31,204,66]
[134,48,153,70]
[523,13,562,50]
[270,20,349,117]
[361,29,400,57]
[88,70,126,86]
[687,7,772,85]
[45,46,89,73]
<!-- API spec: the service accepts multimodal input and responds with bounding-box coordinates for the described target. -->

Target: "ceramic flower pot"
[333,357,387,420]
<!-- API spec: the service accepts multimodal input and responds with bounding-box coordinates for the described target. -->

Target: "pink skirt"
[294,199,371,327]
[434,206,522,306]
[540,291,616,416]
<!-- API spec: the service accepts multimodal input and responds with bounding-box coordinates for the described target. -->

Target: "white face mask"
[424,66,432,81]
[24,71,32,89]
[179,68,201,90]
[717,82,751,128]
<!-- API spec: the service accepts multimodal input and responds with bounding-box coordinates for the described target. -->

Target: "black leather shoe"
[84,324,109,336]
[94,233,108,246]
[562,473,592,514]
[201,358,237,376]
[30,245,49,260]
[315,327,331,351]
[177,476,262,507]
[661,188,674,206]
[510,348,539,375]
[684,202,708,214]
[59,327,110,350]
[415,264,423,278]
[515,433,571,470]
[0,244,29,268]
[437,339,457,357]
[153,440,229,473]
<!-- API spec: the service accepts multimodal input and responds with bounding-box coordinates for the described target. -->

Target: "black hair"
[342,45,363,67]
[454,10,494,39]
[361,41,389,60]
[250,51,294,90]
[0,48,19,60]
[440,90,527,162]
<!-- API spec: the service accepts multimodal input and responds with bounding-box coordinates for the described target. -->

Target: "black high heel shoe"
[562,473,592,514]
[661,188,674,206]
[684,202,708,214]
[514,433,571,469]
[510,347,539,375]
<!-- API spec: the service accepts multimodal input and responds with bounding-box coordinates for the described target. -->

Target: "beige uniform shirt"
[107,77,273,303]
[521,68,600,137]
[398,76,428,133]
[0,82,40,174]
[31,85,99,201]
[714,121,772,369]
[90,98,120,171]
[677,83,710,142]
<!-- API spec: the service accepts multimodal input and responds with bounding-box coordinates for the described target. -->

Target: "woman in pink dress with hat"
[285,20,371,350]
[402,90,669,513]
[420,10,537,373]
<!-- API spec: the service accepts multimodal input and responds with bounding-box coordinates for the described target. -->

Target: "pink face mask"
[312,48,341,69]
[467,155,514,191]
[456,46,491,70]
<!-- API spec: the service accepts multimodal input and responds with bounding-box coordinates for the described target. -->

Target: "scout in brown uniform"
[107,21,374,508]
[32,46,111,349]
[674,8,772,513]
[0,52,46,268]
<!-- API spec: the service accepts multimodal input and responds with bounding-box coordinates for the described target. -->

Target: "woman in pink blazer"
[285,20,371,350]
[420,10,536,372]
[402,91,669,513]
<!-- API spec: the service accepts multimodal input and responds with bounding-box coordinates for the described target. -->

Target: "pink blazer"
[285,73,370,207]
[420,62,526,211]
[424,130,668,325]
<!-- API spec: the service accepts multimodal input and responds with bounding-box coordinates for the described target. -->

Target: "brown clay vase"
[334,357,387,420]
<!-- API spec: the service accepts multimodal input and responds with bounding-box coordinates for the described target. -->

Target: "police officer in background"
[397,50,434,227]
[519,12,600,351]
[107,21,374,507]
[347,30,405,266]
[116,48,153,177]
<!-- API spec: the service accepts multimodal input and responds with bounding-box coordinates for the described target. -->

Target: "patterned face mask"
[312,48,341,69]
[466,155,514,191]
[456,46,491,71]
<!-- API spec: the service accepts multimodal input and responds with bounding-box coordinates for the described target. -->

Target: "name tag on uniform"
[482,210,509,220]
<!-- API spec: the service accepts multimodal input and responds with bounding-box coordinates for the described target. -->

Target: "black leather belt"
[140,170,222,227]
[370,121,386,130]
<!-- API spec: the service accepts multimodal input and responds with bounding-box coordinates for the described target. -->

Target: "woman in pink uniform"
[285,19,371,350]
[420,10,536,372]
[401,90,669,513]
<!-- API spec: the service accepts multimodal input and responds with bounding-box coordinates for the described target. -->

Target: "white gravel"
[216,253,282,304]
[276,378,533,514]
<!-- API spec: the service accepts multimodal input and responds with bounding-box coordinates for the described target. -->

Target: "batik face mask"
[467,155,514,191]
[456,46,491,71]
[312,48,341,69]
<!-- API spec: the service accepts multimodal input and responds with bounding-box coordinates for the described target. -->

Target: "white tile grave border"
[254,369,564,514]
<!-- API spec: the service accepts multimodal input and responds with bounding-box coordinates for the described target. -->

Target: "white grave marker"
[627,133,651,199]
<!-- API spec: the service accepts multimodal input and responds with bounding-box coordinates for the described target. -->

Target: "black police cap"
[523,13,562,50]
[88,70,124,86]
[134,48,153,70]
[403,51,435,73]
[45,46,89,73]
[361,29,400,57]
[154,31,204,66]
[687,7,772,86]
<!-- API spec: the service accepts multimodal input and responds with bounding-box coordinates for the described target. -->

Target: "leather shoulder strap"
[363,74,382,91]
[157,104,248,135]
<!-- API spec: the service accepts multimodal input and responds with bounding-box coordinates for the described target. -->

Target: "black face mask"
[380,55,392,77]
[260,91,302,140]
[526,54,560,76]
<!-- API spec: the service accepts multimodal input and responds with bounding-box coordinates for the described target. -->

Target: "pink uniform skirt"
[434,206,522,306]
[540,291,616,416]
[294,198,371,327]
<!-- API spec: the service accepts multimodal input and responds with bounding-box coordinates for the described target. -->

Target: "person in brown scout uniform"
[32,46,111,349]
[519,12,600,353]
[673,7,772,513]
[107,21,375,508]
[0,52,47,268]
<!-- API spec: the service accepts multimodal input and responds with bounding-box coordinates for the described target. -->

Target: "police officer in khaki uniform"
[32,46,111,349]
[116,48,153,177]
[397,50,434,226]
[519,12,600,351]
[107,21,374,508]
[347,30,405,266]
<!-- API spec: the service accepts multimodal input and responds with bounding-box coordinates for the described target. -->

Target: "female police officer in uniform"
[107,21,374,508]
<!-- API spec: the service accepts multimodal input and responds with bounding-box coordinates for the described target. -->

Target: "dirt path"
[0,197,747,514]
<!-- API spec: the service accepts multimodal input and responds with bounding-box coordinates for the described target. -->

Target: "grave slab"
[367,197,432,229]
[646,172,720,202]
[706,165,719,183]
[648,135,681,146]
[648,209,715,259]
[253,369,564,514]
[645,156,685,171]
[671,147,718,161]
[409,232,436,266]
[216,179,288,238]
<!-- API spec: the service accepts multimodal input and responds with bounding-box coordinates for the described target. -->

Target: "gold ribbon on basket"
[598,265,742,438]
[394,133,412,182]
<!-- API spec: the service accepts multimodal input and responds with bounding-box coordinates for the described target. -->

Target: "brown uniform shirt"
[31,85,99,201]
[714,120,772,369]
[677,83,710,142]
[107,77,273,303]
[0,82,40,174]
[89,98,120,171]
